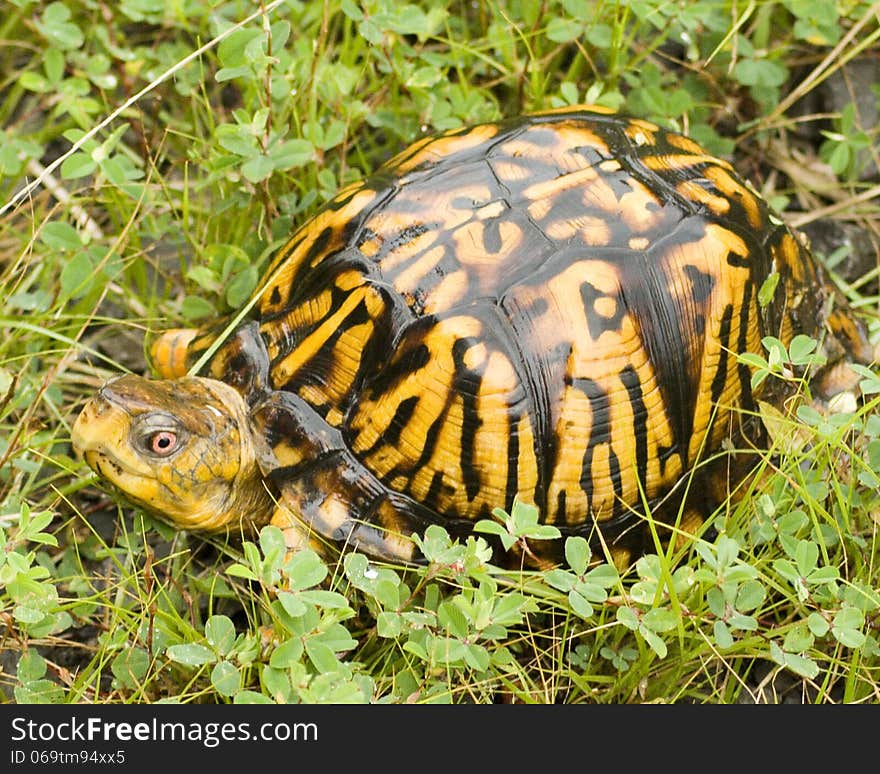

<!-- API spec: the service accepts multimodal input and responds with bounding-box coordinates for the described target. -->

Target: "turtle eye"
[147,431,179,456]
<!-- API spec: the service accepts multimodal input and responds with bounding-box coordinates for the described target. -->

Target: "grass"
[1,0,880,704]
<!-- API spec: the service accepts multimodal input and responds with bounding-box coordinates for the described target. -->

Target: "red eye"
[149,431,178,456]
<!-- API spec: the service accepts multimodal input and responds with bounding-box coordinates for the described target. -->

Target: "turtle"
[70,105,876,569]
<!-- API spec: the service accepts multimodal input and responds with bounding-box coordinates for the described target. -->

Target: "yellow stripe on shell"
[665,133,711,155]
[260,187,379,313]
[270,285,370,386]
[452,218,524,266]
[530,104,617,117]
[423,269,470,314]
[675,180,732,217]
[322,320,375,414]
[642,153,735,174]
[465,349,524,511]
[523,166,603,209]
[702,166,763,229]
[544,214,612,243]
[349,314,533,521]
[622,119,660,147]
[384,123,501,176]
[388,245,448,296]
[681,225,756,461]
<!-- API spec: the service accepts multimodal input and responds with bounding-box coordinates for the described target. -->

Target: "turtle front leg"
[269,503,331,557]
[264,475,425,565]
[253,391,443,565]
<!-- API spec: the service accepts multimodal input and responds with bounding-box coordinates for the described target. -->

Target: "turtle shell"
[165,106,871,566]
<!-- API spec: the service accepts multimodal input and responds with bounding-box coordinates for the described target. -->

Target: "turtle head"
[71,374,275,533]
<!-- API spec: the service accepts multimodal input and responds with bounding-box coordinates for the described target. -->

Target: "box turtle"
[71,105,875,568]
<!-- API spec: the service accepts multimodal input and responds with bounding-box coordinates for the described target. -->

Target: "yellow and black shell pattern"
[185,106,860,565]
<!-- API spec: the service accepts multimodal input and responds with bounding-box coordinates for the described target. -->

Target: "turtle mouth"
[77,436,155,501]
[82,448,126,482]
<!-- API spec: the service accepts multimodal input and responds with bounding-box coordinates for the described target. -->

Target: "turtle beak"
[72,378,122,452]
[70,376,149,472]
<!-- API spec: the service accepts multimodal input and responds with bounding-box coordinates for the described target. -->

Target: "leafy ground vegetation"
[2,0,880,704]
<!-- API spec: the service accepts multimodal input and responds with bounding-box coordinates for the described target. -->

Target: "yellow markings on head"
[385,123,500,175]
[703,166,762,229]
